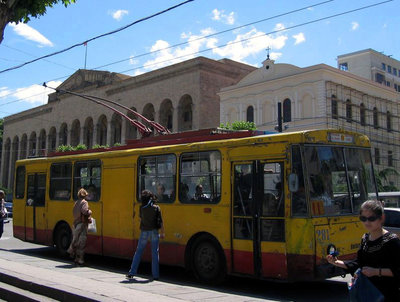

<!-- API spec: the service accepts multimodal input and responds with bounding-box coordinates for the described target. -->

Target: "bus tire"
[54,223,72,257]
[191,236,226,284]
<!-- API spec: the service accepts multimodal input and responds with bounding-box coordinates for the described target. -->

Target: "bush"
[56,145,74,152]
[75,144,87,150]
[92,144,109,149]
[219,121,257,131]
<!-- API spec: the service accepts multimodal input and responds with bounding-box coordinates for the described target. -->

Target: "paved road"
[0,220,351,301]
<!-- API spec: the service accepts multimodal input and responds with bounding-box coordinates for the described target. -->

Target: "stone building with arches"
[1,56,255,189]
[220,57,400,187]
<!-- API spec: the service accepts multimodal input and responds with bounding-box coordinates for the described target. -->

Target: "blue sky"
[0,0,398,119]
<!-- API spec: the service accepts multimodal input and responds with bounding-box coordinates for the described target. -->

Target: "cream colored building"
[338,48,400,93]
[1,57,255,189]
[220,57,400,187]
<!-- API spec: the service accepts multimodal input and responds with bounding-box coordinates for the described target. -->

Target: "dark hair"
[141,189,158,205]
[360,199,384,217]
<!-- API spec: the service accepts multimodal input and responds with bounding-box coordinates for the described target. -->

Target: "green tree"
[219,121,257,131]
[0,0,76,44]
[375,167,399,192]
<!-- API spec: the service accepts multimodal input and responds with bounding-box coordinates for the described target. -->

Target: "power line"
[1,44,76,71]
[0,0,333,102]
[93,0,334,70]
[0,0,194,75]
[118,0,394,74]
[0,0,393,107]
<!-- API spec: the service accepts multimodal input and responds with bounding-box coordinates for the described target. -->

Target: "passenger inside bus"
[86,185,97,201]
[156,184,170,202]
[180,183,190,202]
[192,184,209,201]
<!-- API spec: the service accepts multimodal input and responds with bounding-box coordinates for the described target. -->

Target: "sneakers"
[125,274,134,280]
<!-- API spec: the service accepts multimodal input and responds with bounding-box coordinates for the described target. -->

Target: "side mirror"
[288,173,299,192]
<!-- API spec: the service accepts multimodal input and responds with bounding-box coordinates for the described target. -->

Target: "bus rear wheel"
[191,237,226,284]
[54,223,72,257]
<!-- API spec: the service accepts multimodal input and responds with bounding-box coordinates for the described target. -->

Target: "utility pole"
[277,102,282,132]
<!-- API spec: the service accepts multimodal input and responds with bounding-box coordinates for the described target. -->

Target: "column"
[107,121,112,147]
[43,135,48,156]
[35,136,39,156]
[172,106,178,133]
[80,126,85,145]
[55,130,59,149]
[121,120,127,145]
[67,129,71,146]
[94,124,99,146]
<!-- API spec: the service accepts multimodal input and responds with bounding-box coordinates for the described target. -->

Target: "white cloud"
[211,9,235,25]
[0,87,11,98]
[140,28,218,71]
[111,9,129,21]
[351,21,359,31]
[9,81,62,105]
[210,27,288,63]
[270,52,282,60]
[135,23,289,71]
[9,22,53,47]
[293,32,305,45]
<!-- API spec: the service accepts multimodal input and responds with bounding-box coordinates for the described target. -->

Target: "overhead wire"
[93,0,334,70]
[0,0,194,75]
[0,0,334,103]
[117,0,394,74]
[0,0,393,113]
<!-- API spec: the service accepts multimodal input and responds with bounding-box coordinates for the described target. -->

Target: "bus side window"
[179,151,221,204]
[138,154,176,203]
[74,160,101,202]
[50,162,72,201]
[15,166,26,199]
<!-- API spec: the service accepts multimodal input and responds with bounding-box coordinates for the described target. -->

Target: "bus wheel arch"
[186,232,227,284]
[53,221,72,257]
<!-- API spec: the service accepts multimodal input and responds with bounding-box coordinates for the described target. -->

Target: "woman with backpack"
[126,189,165,280]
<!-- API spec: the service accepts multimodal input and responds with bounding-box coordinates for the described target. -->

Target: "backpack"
[155,206,162,229]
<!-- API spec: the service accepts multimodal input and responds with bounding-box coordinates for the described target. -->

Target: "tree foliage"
[219,121,257,131]
[0,0,76,44]
[375,167,399,192]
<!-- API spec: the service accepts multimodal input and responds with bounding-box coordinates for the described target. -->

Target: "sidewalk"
[0,247,268,302]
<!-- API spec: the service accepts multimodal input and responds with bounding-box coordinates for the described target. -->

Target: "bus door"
[25,173,47,243]
[232,161,287,279]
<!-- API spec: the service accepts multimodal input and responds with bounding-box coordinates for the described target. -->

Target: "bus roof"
[19,128,370,163]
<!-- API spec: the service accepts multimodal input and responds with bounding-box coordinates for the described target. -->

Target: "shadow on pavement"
[2,245,350,301]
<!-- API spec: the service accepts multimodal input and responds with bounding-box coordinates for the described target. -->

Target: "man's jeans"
[129,229,160,278]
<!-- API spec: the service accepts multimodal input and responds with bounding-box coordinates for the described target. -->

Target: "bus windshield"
[293,145,377,217]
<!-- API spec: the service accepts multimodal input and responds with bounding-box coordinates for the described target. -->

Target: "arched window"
[373,107,379,129]
[346,99,352,123]
[59,123,68,146]
[246,106,254,123]
[283,98,291,122]
[331,95,338,119]
[360,103,366,126]
[387,111,392,132]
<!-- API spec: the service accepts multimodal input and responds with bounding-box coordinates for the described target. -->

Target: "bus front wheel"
[191,237,226,284]
[54,223,72,257]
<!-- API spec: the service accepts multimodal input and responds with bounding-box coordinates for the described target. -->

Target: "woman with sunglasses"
[326,199,400,301]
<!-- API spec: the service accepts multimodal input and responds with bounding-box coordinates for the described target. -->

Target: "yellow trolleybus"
[12,128,377,283]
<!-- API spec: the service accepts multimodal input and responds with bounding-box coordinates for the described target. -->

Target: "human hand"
[361,266,378,277]
[160,233,165,239]
[326,254,338,265]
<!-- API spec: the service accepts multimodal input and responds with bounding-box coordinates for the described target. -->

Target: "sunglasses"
[359,215,380,222]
